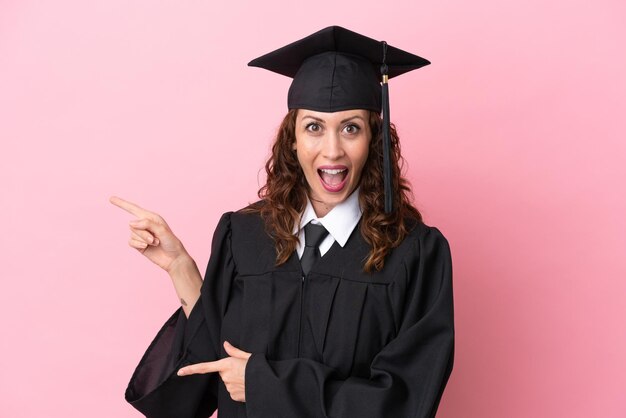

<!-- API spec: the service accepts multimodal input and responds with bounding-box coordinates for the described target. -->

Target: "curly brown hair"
[245,108,422,272]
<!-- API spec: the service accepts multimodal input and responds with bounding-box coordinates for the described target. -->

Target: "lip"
[317,165,349,193]
[318,165,348,170]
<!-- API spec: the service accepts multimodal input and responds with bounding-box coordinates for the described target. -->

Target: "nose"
[321,131,345,160]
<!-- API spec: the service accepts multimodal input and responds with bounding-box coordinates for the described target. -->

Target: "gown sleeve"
[125,212,235,418]
[244,225,454,418]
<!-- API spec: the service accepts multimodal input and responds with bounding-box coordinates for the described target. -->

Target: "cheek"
[294,147,314,177]
[294,140,316,169]
[350,141,370,173]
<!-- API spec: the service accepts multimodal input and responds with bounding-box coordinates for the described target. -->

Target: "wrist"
[167,253,195,276]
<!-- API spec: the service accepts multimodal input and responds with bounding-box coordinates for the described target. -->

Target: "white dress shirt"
[295,188,363,258]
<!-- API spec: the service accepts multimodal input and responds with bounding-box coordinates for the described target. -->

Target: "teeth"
[320,168,347,174]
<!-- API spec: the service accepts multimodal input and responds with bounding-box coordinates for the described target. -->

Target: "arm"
[167,254,203,318]
[109,195,202,318]
[244,226,455,418]
[124,212,236,418]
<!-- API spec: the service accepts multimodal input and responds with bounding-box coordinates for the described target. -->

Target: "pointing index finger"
[109,196,152,218]
[177,358,227,376]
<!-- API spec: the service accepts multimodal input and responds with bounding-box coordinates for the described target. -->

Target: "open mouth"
[317,166,349,192]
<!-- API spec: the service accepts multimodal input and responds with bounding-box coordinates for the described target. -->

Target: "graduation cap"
[248,26,430,214]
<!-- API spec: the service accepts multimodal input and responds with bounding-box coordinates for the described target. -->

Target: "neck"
[310,197,334,218]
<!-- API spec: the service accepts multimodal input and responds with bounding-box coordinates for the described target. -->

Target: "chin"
[316,185,353,205]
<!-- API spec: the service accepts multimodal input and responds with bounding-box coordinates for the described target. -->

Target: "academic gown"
[125,206,455,418]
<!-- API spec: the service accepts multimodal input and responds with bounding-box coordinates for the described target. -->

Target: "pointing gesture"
[177,341,252,402]
[109,196,189,274]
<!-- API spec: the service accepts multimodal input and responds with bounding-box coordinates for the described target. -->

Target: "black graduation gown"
[125,207,455,418]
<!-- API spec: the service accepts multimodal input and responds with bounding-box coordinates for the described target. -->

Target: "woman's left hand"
[177,341,251,402]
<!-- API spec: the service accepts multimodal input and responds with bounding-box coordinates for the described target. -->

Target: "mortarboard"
[248,26,430,214]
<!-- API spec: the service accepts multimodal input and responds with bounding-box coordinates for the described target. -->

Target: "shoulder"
[400,217,452,259]
[215,199,274,246]
[213,200,267,230]
[365,217,451,279]
[214,200,277,273]
[229,200,268,233]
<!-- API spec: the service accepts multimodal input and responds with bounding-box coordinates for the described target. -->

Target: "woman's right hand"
[109,195,190,274]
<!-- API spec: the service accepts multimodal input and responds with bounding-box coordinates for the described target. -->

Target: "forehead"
[297,108,369,122]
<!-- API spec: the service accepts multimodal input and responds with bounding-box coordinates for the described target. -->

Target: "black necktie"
[300,222,329,276]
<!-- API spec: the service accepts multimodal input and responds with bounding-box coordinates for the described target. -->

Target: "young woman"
[112,26,454,418]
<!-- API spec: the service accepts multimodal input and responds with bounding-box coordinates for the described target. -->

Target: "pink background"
[1,0,625,417]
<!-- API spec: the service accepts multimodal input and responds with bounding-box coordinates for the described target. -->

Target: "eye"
[343,123,361,135]
[305,122,322,133]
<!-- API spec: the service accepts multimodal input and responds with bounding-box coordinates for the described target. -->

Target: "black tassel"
[381,41,393,214]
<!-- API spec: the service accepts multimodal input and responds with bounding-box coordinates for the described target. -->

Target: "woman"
[112,26,454,418]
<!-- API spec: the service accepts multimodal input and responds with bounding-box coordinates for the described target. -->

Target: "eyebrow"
[301,115,366,124]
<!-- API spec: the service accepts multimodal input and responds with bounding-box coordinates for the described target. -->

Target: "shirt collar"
[297,187,363,247]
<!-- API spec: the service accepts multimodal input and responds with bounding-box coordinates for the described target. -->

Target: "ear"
[292,140,297,151]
